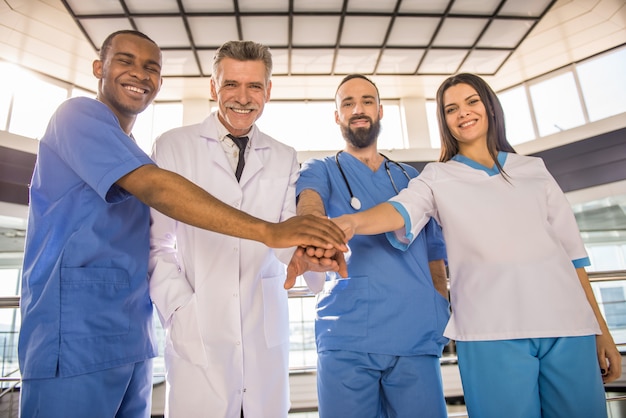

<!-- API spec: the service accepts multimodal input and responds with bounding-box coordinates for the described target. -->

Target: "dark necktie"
[227,134,249,182]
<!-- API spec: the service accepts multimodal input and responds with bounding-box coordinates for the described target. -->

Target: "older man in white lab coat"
[148,41,336,418]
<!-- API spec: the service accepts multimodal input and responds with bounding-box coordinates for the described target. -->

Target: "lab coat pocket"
[60,266,130,341]
[261,275,289,348]
[169,294,209,368]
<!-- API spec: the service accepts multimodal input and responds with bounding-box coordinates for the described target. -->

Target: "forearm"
[349,202,405,235]
[576,267,612,336]
[120,165,271,242]
[429,260,449,300]
[297,189,326,217]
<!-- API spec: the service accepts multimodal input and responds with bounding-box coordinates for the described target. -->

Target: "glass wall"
[425,46,626,148]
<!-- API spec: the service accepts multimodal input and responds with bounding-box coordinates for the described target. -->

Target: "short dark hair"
[335,74,380,102]
[98,30,158,61]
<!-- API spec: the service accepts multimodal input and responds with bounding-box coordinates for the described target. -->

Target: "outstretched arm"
[332,202,406,240]
[575,267,622,383]
[117,164,347,250]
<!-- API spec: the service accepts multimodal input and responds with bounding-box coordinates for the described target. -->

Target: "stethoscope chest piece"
[335,150,410,212]
[350,196,362,211]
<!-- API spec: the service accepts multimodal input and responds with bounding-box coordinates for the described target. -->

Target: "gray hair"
[212,40,273,83]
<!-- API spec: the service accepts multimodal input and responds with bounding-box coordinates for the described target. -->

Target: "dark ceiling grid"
[59,0,558,78]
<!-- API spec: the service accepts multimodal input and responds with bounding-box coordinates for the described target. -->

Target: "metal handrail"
[0,269,623,416]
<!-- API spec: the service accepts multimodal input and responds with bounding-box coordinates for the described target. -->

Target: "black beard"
[341,118,381,148]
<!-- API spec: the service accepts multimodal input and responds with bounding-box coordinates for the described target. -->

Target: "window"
[133,102,184,154]
[576,48,626,122]
[425,100,440,149]
[498,86,536,145]
[9,72,69,139]
[528,72,586,137]
[256,100,406,152]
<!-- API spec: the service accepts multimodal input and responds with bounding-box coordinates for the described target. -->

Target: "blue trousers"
[317,350,447,418]
[456,336,607,418]
[20,359,153,418]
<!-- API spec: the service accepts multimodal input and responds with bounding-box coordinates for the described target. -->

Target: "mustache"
[225,102,259,111]
[349,115,372,124]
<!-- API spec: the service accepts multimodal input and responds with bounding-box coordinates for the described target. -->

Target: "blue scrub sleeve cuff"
[572,257,591,268]
[385,201,414,251]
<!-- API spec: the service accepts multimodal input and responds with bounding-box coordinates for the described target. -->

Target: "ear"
[335,110,340,125]
[379,104,384,120]
[209,77,218,101]
[265,80,272,103]
[92,59,103,79]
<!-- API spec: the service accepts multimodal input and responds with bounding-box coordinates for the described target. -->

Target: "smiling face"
[93,33,162,133]
[335,77,383,149]
[442,82,489,151]
[210,57,271,137]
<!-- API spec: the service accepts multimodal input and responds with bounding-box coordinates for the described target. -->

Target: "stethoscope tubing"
[334,150,411,211]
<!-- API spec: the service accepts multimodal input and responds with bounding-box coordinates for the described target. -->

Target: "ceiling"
[0,0,625,254]
[1,0,625,100]
[62,0,555,77]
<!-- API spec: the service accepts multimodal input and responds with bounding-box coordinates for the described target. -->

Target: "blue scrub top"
[297,153,450,356]
[19,97,158,379]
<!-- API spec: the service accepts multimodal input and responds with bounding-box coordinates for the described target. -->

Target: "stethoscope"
[334,150,412,211]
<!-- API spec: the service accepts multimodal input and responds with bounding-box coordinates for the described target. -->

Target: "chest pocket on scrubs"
[60,266,130,341]
[316,276,369,337]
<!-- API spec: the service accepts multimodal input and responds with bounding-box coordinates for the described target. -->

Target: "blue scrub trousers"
[20,359,153,418]
[456,336,607,418]
[317,350,447,418]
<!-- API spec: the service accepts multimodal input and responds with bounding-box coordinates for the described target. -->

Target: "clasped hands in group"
[284,215,355,289]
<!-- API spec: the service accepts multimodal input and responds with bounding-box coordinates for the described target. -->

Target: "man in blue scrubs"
[296,74,450,417]
[18,30,346,418]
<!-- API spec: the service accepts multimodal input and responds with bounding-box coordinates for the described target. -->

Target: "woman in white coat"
[149,41,305,418]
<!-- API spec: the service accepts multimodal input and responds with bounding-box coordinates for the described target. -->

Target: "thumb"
[284,260,298,289]
[335,251,349,278]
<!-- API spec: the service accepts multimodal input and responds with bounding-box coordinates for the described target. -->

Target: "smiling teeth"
[126,86,146,94]
[460,120,475,128]
[231,108,253,114]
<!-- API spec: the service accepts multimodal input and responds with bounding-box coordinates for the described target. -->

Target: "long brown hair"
[435,73,516,175]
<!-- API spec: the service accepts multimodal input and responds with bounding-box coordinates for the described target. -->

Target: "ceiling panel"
[241,16,289,46]
[377,49,425,74]
[181,0,234,13]
[160,50,200,76]
[188,17,240,48]
[290,49,335,74]
[59,0,557,77]
[478,19,534,48]
[433,18,488,47]
[386,17,440,47]
[292,16,341,46]
[125,0,179,14]
[340,16,391,46]
[134,17,189,48]
[449,0,501,15]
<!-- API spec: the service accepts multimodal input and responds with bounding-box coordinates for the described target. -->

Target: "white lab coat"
[149,113,297,418]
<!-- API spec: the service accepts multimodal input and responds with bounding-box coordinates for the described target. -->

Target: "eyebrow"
[444,93,480,109]
[341,94,377,103]
[113,52,161,69]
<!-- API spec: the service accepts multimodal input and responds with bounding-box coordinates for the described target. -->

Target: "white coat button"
[236,341,241,346]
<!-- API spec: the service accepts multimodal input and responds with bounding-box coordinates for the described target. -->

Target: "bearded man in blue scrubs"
[296,74,450,417]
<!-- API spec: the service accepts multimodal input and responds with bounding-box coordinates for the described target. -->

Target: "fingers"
[284,258,299,289]
[334,250,348,278]
[297,216,347,251]
[602,349,622,383]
